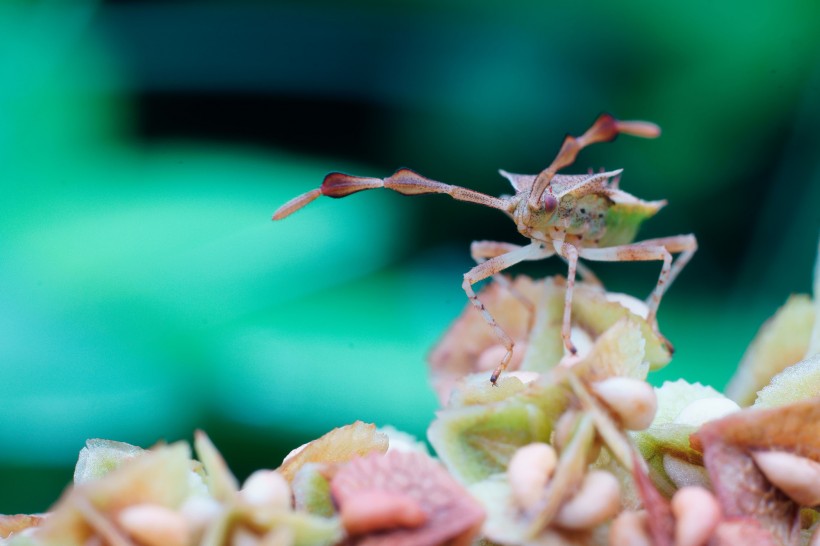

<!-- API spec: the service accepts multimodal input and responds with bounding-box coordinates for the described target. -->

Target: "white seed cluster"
[508,442,621,532]
[608,486,722,546]
[115,469,293,546]
[609,510,651,546]
[553,470,621,530]
[670,486,722,546]
[508,442,557,509]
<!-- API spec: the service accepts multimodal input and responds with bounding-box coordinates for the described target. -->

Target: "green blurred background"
[1,0,818,512]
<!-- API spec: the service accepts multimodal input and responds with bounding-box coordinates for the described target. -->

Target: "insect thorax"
[514,192,612,246]
[563,194,610,244]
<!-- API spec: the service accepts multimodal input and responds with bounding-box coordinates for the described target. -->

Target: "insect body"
[273,114,697,384]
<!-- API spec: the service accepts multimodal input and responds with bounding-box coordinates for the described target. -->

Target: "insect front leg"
[462,242,552,384]
[557,242,581,355]
[575,234,697,350]
[471,241,537,319]
[560,256,603,287]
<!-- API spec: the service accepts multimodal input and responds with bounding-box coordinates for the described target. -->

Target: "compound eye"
[543,194,558,213]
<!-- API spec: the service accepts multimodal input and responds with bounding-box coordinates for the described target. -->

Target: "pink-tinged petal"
[690,399,820,545]
[631,453,675,546]
[331,451,485,546]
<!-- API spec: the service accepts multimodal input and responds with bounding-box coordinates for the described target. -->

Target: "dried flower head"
[429,276,672,405]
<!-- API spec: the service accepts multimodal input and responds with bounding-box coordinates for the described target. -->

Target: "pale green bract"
[754,353,820,408]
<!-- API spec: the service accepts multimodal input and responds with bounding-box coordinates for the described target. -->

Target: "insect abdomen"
[598,203,660,247]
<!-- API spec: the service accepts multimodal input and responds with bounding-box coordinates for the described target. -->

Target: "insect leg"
[559,255,603,287]
[558,243,581,355]
[471,241,537,319]
[528,114,660,211]
[462,242,552,384]
[575,234,697,349]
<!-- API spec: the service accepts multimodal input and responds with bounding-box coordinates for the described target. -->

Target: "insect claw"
[562,339,578,355]
[660,334,675,355]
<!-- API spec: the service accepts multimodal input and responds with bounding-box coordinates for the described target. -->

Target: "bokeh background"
[2,0,818,512]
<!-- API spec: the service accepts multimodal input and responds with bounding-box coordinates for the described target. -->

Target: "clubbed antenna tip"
[272,189,322,220]
[615,120,662,139]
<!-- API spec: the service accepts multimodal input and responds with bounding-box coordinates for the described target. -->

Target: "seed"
[117,503,190,546]
[179,495,222,535]
[751,450,820,506]
[670,486,721,546]
[240,470,292,510]
[591,377,658,431]
[553,470,620,530]
[609,510,651,546]
[507,442,557,509]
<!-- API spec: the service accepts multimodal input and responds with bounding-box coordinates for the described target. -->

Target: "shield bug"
[273,114,697,384]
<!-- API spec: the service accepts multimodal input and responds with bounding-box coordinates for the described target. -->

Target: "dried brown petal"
[698,441,797,545]
[278,421,388,483]
[331,451,485,546]
[690,397,820,459]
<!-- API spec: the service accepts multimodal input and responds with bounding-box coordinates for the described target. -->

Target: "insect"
[273,114,697,384]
